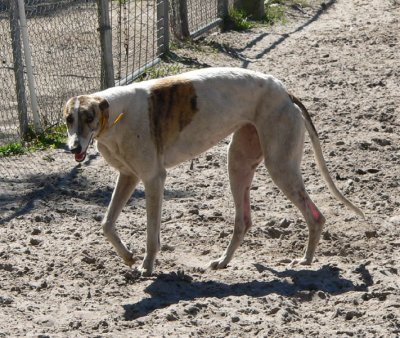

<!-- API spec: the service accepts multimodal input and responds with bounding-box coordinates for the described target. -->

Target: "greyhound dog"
[64,67,363,276]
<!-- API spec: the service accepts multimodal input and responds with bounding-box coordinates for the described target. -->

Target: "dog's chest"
[97,142,134,175]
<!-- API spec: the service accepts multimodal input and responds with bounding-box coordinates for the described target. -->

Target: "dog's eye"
[86,116,94,124]
[66,115,73,124]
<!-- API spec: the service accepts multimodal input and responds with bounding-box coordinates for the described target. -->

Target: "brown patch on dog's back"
[148,77,198,153]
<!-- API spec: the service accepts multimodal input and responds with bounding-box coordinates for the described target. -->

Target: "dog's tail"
[289,93,365,218]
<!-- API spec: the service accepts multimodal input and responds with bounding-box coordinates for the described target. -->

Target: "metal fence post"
[157,0,170,55]
[97,0,114,89]
[9,0,28,140]
[17,0,42,134]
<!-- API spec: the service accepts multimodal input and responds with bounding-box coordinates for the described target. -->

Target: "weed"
[0,124,67,157]
[136,62,184,81]
[0,142,24,157]
[223,0,308,30]
[29,124,67,151]
[264,0,287,25]
[293,0,311,7]
[223,7,254,32]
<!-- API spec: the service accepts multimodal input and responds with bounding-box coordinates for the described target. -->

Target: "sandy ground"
[1,0,399,336]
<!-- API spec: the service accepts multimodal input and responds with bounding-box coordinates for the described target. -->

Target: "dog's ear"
[63,97,74,118]
[98,98,109,119]
[99,98,109,111]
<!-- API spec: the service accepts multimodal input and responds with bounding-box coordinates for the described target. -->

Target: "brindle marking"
[148,77,198,153]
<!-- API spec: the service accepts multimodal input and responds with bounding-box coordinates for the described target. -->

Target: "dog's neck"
[96,111,124,139]
[96,113,109,138]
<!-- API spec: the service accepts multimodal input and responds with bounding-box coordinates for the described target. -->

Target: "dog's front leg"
[139,170,166,276]
[102,173,138,266]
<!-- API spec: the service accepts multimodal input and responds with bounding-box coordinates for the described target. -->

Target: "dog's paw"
[208,258,229,270]
[138,259,154,277]
[122,253,137,267]
[288,257,312,268]
[138,267,153,277]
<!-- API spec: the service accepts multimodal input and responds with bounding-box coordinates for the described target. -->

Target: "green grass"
[291,0,311,7]
[136,62,184,81]
[223,0,311,30]
[0,142,25,157]
[224,7,255,31]
[223,0,313,29]
[264,0,287,25]
[0,124,67,157]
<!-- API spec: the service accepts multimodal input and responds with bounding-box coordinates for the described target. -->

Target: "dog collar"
[111,112,125,127]
[95,112,125,138]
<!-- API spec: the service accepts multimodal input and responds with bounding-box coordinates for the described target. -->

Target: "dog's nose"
[70,144,82,154]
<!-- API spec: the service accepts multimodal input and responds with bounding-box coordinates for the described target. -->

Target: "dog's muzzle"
[70,143,87,162]
[68,133,89,163]
[70,144,82,154]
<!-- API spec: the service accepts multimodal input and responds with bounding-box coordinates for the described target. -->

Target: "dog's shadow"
[0,155,196,224]
[123,263,362,320]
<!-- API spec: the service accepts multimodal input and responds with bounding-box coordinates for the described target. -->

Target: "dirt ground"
[1,0,399,336]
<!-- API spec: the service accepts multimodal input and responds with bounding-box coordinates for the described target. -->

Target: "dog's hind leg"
[260,110,326,266]
[209,124,263,269]
[102,173,139,266]
[267,164,326,266]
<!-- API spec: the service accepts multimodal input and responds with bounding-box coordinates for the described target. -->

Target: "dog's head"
[63,95,109,162]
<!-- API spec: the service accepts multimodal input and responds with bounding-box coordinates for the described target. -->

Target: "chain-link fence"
[111,1,165,86]
[0,0,224,148]
[187,0,221,37]
[0,5,18,145]
[0,0,225,185]
[0,0,163,146]
[2,0,104,147]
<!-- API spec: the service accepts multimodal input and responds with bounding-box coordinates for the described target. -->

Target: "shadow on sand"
[208,0,337,68]
[123,262,366,320]
[0,152,194,224]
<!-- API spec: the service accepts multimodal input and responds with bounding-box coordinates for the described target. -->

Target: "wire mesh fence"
[0,6,19,145]
[0,0,224,184]
[111,0,166,86]
[187,0,220,37]
[1,0,102,147]
[25,1,101,127]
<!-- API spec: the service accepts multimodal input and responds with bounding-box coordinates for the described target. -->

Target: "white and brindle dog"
[64,67,363,276]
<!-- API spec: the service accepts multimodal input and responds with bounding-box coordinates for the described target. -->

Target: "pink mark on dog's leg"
[306,200,321,222]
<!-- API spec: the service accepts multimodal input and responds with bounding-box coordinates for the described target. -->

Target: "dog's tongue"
[74,151,86,162]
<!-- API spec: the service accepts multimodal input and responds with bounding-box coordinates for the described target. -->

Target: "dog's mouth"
[71,133,93,163]
[74,151,87,162]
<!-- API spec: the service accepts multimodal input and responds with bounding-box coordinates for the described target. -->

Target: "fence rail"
[0,0,227,147]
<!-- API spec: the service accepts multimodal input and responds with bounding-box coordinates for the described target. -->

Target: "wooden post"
[157,0,169,55]
[9,0,28,140]
[178,0,190,39]
[233,0,265,20]
[218,0,229,18]
[170,0,190,40]
[97,0,114,89]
